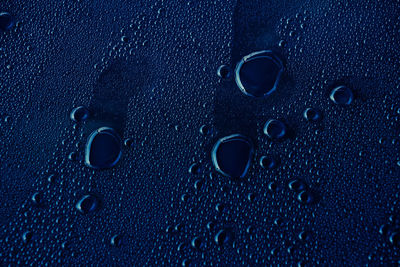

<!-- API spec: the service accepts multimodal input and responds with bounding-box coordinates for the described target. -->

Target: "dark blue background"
[1,0,400,266]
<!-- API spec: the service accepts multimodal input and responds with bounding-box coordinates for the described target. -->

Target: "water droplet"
[111,234,122,247]
[207,222,215,231]
[0,12,14,31]
[76,195,98,214]
[330,86,353,105]
[68,152,78,161]
[259,156,277,169]
[268,181,278,192]
[22,231,32,244]
[215,229,233,246]
[211,134,253,178]
[288,179,306,191]
[199,125,212,135]
[85,127,122,169]
[31,192,43,205]
[235,50,283,97]
[124,138,133,147]
[217,65,232,79]
[263,119,286,139]
[191,237,203,249]
[389,232,400,247]
[70,106,90,123]
[303,108,321,121]
[298,231,311,241]
[297,190,314,204]
[189,163,200,175]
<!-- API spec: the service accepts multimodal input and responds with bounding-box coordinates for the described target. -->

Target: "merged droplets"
[211,134,253,178]
[85,127,122,169]
[235,50,283,97]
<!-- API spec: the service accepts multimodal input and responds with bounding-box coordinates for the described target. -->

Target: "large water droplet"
[235,50,283,97]
[85,127,122,169]
[211,134,253,178]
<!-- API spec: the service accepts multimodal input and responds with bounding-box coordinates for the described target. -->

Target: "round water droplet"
[330,86,353,105]
[207,222,215,231]
[85,127,122,169]
[22,231,32,244]
[0,12,14,31]
[298,231,311,241]
[215,229,233,246]
[263,119,286,139]
[191,237,203,249]
[211,134,253,178]
[31,192,43,205]
[111,234,122,247]
[199,125,212,135]
[76,195,98,214]
[124,138,133,147]
[297,190,314,204]
[268,181,277,192]
[189,163,200,175]
[390,232,400,247]
[259,156,277,169]
[70,106,89,123]
[68,152,78,161]
[235,50,283,97]
[303,108,321,121]
[217,65,232,79]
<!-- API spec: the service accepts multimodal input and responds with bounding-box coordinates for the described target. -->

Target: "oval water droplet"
[85,127,122,169]
[70,106,90,123]
[259,156,277,169]
[0,12,14,31]
[22,231,32,244]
